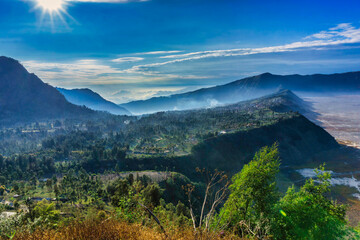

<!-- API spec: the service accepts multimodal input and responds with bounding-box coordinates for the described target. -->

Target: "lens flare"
[279,209,287,217]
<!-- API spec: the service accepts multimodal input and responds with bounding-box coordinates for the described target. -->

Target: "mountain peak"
[0,56,19,63]
[0,56,95,125]
[0,56,28,75]
[259,72,274,77]
[57,87,131,115]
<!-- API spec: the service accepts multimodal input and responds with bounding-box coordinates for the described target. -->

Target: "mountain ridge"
[57,87,131,115]
[121,71,360,115]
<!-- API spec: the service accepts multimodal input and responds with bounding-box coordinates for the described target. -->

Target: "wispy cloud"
[22,59,135,86]
[24,59,121,77]
[111,57,144,63]
[163,23,360,59]
[140,50,183,55]
[120,23,360,74]
[68,0,149,3]
[22,58,211,87]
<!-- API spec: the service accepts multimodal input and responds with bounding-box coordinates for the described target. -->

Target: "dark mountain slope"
[120,114,338,178]
[224,89,320,122]
[116,91,338,176]
[57,88,131,115]
[121,71,360,115]
[191,114,338,173]
[220,89,310,113]
[234,71,360,92]
[0,56,95,125]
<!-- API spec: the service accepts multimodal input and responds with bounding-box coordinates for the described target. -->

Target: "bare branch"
[138,202,169,239]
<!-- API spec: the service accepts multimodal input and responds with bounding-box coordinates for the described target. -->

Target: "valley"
[0,58,359,238]
[304,94,360,149]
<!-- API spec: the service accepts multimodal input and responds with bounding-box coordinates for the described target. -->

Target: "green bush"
[219,145,357,239]
[272,166,354,240]
[31,200,60,229]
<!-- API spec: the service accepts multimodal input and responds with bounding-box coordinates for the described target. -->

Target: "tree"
[54,184,60,203]
[185,168,229,235]
[0,176,5,185]
[46,179,53,191]
[25,198,36,221]
[219,143,280,238]
[127,173,134,185]
[142,183,162,209]
[13,200,20,211]
[51,175,57,185]
[0,155,3,169]
[272,165,352,240]
[176,201,187,217]
[108,179,130,207]
[115,163,120,172]
[32,200,60,228]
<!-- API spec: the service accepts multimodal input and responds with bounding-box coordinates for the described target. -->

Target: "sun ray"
[32,0,73,31]
[34,0,66,13]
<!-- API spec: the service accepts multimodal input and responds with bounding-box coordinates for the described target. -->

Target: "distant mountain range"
[57,88,131,115]
[120,71,360,115]
[0,56,96,125]
[1,55,359,122]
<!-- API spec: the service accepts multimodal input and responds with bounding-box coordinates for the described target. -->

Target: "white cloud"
[111,57,144,63]
[120,23,360,75]
[141,50,183,55]
[67,0,149,3]
[330,23,352,31]
[304,31,334,40]
[159,23,360,60]
[22,59,134,86]
[22,58,211,87]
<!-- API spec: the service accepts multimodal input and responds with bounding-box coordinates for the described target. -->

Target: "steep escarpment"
[119,114,338,178]
[190,114,338,174]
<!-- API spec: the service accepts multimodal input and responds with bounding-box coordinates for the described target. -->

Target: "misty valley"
[0,56,359,239]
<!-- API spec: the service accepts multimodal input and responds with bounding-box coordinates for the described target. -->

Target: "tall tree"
[219,143,280,238]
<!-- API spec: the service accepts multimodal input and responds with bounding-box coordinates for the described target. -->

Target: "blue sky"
[1,0,360,103]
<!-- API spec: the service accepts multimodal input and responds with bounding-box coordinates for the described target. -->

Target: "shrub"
[272,166,355,240]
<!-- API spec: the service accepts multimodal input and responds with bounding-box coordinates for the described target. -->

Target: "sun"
[32,0,73,31]
[34,0,66,13]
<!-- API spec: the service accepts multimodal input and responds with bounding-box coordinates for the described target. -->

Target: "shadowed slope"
[0,56,96,125]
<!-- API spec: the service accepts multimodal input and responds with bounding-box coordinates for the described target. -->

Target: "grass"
[8,218,244,240]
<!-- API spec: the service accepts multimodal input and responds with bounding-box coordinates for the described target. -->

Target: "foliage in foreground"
[219,144,280,237]
[1,144,360,240]
[272,167,350,239]
[219,144,358,239]
[1,218,243,240]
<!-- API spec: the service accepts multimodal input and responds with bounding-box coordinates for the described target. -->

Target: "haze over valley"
[1,0,360,239]
[304,95,360,149]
